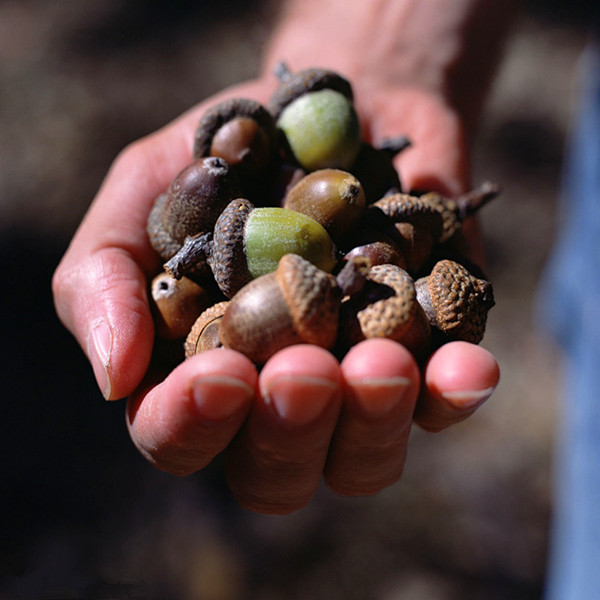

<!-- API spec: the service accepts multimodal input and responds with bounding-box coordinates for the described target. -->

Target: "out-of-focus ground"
[0,1,589,598]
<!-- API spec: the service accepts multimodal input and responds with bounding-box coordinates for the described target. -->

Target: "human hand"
[52,70,499,514]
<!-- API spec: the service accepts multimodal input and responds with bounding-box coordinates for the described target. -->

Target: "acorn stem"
[164,231,213,280]
[456,181,501,220]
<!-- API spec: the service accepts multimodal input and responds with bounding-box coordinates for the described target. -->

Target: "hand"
[52,70,499,514]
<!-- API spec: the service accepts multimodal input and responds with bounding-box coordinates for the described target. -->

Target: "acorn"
[366,193,444,274]
[269,62,361,171]
[193,97,279,199]
[150,272,215,340]
[218,253,369,365]
[146,157,240,275]
[165,198,338,299]
[184,300,230,357]
[415,259,495,345]
[343,227,407,270]
[338,263,431,360]
[282,168,366,246]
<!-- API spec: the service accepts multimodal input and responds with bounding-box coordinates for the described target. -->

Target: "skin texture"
[52,0,514,513]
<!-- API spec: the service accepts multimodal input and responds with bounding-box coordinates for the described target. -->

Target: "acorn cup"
[337,263,432,361]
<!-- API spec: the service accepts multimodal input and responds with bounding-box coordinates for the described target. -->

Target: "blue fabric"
[539,42,600,600]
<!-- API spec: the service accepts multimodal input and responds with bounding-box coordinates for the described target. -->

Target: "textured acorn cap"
[276,253,341,348]
[269,65,354,119]
[339,263,430,358]
[184,301,230,358]
[209,197,255,298]
[416,259,495,344]
[371,193,443,239]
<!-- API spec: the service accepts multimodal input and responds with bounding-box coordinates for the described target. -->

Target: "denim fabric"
[539,42,600,600]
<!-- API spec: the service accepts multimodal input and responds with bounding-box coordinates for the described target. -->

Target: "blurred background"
[0,1,589,598]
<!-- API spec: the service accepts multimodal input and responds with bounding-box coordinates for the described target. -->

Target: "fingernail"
[87,321,112,400]
[441,386,495,409]
[263,375,337,426]
[192,376,253,420]
[348,376,412,417]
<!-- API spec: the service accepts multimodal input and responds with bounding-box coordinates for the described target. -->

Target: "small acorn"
[415,259,495,345]
[219,254,344,364]
[193,97,279,199]
[283,169,366,245]
[338,263,431,360]
[269,62,361,171]
[343,226,407,270]
[146,157,240,274]
[367,193,444,274]
[184,300,230,357]
[150,272,215,340]
[165,198,339,298]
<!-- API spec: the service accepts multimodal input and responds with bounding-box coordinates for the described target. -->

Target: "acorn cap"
[339,263,430,358]
[209,197,255,298]
[371,193,443,238]
[416,259,495,344]
[184,301,229,358]
[269,65,354,119]
[276,253,341,348]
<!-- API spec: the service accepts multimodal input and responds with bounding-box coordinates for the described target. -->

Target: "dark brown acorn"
[146,157,240,276]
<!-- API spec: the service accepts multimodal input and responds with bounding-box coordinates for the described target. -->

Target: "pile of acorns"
[147,63,497,367]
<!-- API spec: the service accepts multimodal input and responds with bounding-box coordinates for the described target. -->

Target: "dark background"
[0,1,589,598]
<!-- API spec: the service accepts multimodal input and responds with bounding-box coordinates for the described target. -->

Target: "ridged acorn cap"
[415,259,495,344]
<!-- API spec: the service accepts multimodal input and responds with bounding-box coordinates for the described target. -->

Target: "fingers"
[225,345,344,514]
[126,348,258,476]
[415,341,500,432]
[325,339,421,496]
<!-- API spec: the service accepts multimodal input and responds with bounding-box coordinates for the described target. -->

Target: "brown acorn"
[415,259,495,345]
[193,97,279,199]
[146,157,240,276]
[150,273,214,340]
[219,254,345,364]
[283,169,366,245]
